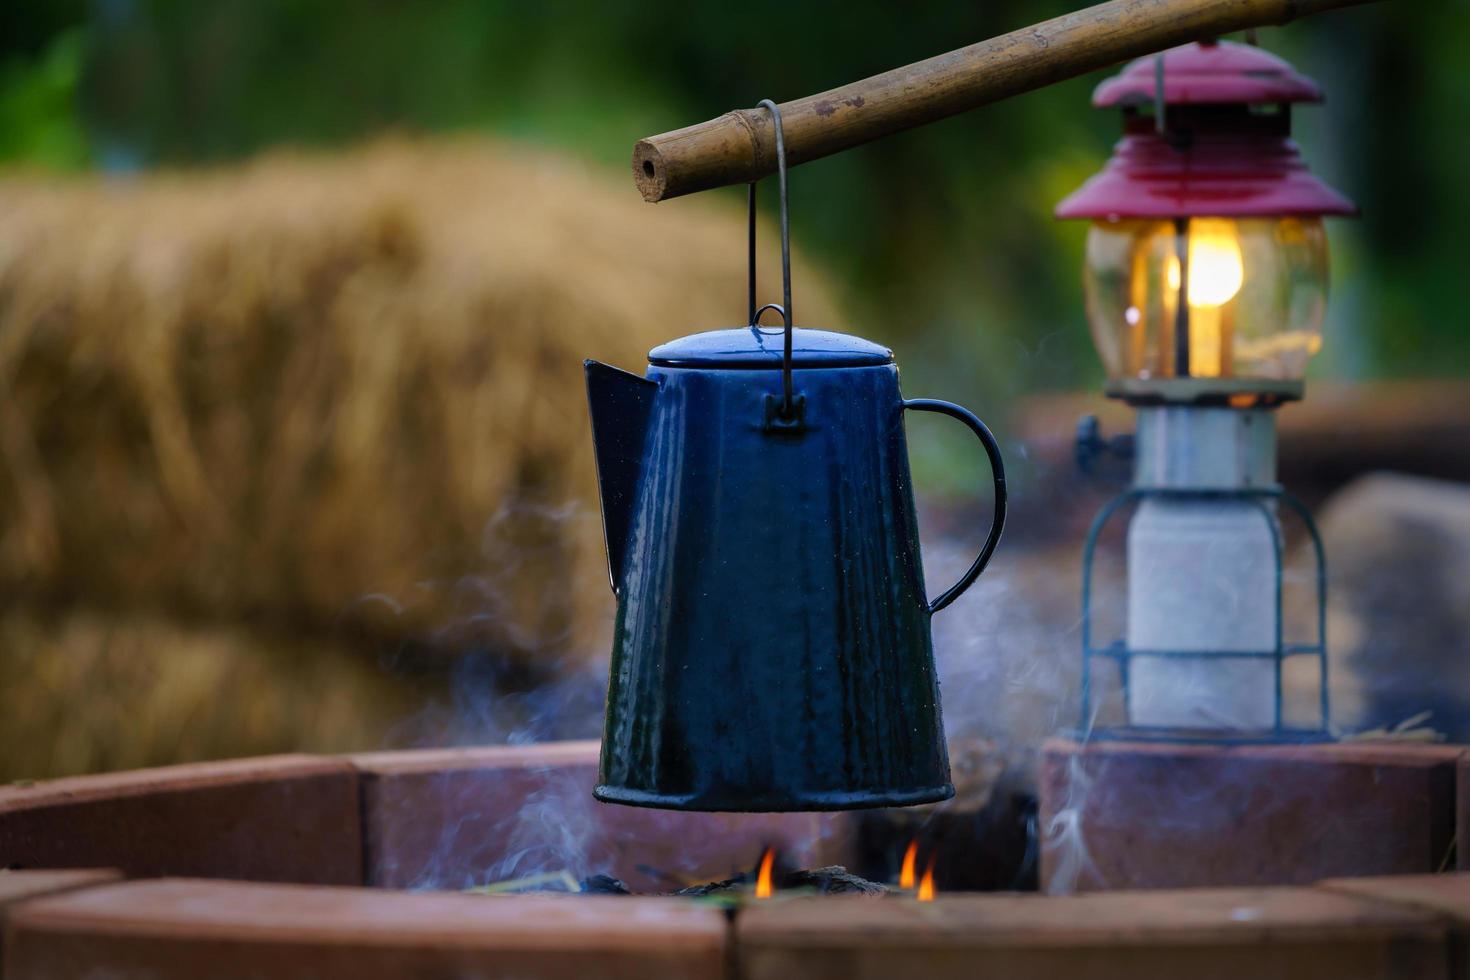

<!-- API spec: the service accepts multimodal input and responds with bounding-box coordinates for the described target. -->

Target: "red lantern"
[1057,40,1357,402]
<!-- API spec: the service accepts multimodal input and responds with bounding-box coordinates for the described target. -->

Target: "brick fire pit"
[4,740,1470,979]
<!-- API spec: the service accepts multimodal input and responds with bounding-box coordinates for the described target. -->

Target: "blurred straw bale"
[0,606,427,779]
[0,138,842,670]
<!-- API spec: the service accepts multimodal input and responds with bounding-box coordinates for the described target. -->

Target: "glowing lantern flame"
[1165,218,1244,309]
[754,847,776,899]
[900,839,919,890]
[917,856,937,902]
[1162,218,1245,377]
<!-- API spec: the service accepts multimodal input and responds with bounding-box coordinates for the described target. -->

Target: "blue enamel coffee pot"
[582,101,1005,812]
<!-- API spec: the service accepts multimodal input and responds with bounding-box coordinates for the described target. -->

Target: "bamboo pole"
[632,0,1378,202]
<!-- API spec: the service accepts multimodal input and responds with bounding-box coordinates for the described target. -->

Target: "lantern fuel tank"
[584,326,1006,811]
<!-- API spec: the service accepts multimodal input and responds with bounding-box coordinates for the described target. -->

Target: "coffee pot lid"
[648,327,893,369]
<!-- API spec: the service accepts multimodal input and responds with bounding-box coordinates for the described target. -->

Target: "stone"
[1307,473,1470,740]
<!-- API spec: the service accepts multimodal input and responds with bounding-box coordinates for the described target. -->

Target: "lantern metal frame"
[1077,483,1331,744]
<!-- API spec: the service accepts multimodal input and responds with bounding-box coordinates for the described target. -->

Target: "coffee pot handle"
[902,399,1008,615]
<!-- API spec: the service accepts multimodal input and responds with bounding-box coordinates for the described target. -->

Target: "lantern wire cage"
[1077,484,1331,745]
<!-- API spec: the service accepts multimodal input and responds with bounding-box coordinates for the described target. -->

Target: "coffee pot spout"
[584,360,659,594]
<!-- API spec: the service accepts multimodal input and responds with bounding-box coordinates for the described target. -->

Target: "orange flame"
[917,855,937,902]
[754,847,776,899]
[899,838,919,890]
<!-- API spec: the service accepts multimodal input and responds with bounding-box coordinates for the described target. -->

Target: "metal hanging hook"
[747,183,758,327]
[746,98,795,420]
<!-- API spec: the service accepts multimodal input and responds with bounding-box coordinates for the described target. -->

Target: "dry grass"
[0,138,842,778]
[0,138,842,663]
[0,606,427,779]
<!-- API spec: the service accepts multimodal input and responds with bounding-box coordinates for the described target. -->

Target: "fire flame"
[754,846,775,899]
[899,839,919,890]
[917,856,937,902]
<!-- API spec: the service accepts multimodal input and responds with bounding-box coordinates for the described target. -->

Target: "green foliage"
[0,28,89,171]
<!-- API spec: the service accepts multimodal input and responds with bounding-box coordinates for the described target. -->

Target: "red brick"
[352,741,852,892]
[1459,755,1470,872]
[1319,872,1470,921]
[1040,738,1461,893]
[1318,874,1470,979]
[737,887,1447,980]
[0,870,121,975]
[3,878,727,980]
[0,757,361,885]
[0,870,120,911]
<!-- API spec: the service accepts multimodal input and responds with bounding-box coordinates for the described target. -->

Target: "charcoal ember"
[786,866,887,895]
[581,874,631,895]
[673,866,885,896]
[672,873,748,897]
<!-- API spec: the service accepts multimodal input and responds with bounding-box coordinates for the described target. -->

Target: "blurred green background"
[4,0,1462,422]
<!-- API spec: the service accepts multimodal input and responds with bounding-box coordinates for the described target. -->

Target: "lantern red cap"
[1056,40,1356,221]
[1093,39,1323,107]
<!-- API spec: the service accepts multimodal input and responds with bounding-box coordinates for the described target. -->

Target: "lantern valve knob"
[1075,414,1134,475]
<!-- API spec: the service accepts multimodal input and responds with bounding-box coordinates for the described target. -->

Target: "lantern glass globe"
[1082,216,1329,382]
